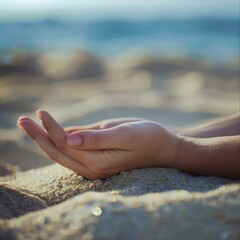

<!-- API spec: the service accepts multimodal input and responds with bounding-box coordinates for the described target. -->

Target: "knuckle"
[119,124,133,134]
[120,125,136,143]
[100,121,114,129]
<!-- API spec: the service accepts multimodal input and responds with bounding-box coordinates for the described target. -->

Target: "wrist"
[155,128,185,170]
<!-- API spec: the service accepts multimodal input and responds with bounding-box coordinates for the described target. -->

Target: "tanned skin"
[17,112,240,180]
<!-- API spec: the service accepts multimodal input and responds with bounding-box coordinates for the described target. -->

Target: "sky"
[0,0,239,22]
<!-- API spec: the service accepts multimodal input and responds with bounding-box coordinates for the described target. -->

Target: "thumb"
[67,125,133,150]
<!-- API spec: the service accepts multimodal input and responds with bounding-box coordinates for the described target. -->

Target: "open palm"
[17,110,180,179]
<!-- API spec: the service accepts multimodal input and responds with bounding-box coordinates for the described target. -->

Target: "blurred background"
[0,0,239,175]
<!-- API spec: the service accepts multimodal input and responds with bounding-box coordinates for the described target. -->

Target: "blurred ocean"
[0,18,239,63]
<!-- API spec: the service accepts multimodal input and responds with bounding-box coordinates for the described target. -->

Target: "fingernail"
[17,121,34,139]
[17,116,28,122]
[17,121,27,131]
[67,134,83,147]
[17,122,23,129]
[36,110,44,121]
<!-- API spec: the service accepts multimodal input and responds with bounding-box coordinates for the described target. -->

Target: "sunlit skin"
[17,111,240,180]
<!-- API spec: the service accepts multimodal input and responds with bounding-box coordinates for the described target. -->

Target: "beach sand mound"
[0,163,239,239]
[0,183,47,219]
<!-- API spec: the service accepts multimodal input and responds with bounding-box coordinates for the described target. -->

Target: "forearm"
[178,114,240,138]
[178,135,240,179]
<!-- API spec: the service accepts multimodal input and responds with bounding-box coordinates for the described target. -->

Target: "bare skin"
[17,111,240,180]
[177,114,240,138]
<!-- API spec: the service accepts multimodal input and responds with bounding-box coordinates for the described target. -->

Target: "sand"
[0,165,239,239]
[0,52,239,239]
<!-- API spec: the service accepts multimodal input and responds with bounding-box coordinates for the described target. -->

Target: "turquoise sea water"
[0,18,239,63]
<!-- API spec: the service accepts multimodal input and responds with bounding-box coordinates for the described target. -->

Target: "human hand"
[64,117,145,134]
[17,111,182,179]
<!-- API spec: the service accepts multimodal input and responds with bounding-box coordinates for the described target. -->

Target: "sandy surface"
[0,52,239,239]
[0,165,239,239]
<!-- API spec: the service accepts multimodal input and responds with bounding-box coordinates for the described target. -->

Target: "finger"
[67,124,134,150]
[64,118,143,134]
[17,116,29,122]
[34,112,108,169]
[36,110,68,152]
[17,119,92,178]
[65,125,100,134]
[17,116,51,135]
[99,118,143,129]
